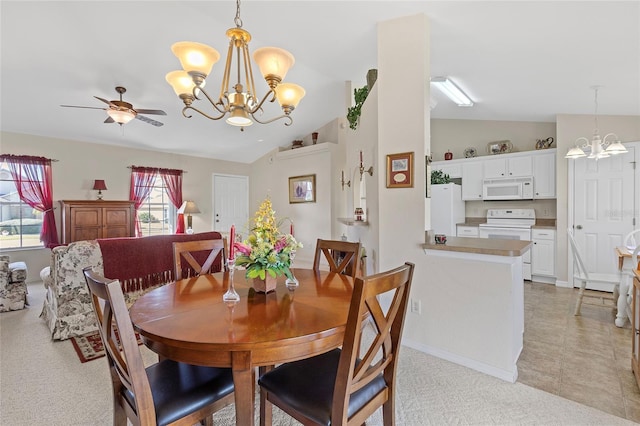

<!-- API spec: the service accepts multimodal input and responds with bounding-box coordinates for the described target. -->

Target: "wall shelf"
[338,218,369,226]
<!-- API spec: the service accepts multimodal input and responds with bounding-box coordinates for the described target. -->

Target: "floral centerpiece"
[234,197,302,291]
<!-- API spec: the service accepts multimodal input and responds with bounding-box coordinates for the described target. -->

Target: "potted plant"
[346,85,369,130]
[430,170,451,185]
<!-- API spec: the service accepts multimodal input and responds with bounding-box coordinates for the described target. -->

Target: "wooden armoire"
[60,200,135,244]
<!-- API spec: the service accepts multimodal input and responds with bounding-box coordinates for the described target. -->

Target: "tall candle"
[290,222,294,237]
[229,225,235,259]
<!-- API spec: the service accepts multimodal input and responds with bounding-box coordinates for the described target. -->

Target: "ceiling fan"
[61,86,166,127]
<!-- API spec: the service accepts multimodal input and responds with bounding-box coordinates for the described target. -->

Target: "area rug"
[70,331,142,363]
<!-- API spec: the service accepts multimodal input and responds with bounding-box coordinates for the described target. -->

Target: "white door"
[572,147,636,290]
[213,174,249,241]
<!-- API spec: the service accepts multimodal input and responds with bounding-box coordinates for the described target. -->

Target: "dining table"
[129,268,355,426]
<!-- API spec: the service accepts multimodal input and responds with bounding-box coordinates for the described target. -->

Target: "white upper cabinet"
[462,161,484,200]
[432,161,462,179]
[532,152,556,198]
[484,156,533,179]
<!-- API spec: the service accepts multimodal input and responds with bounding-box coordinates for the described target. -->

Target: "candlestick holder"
[341,170,351,190]
[285,251,299,289]
[359,164,374,181]
[223,257,240,302]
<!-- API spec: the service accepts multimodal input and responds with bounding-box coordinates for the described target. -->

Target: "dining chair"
[258,262,415,426]
[83,268,235,426]
[312,239,362,280]
[567,228,619,316]
[173,238,227,280]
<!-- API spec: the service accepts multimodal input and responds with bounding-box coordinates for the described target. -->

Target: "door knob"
[576,225,583,230]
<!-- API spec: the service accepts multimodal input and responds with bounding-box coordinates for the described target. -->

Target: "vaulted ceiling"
[1,1,638,163]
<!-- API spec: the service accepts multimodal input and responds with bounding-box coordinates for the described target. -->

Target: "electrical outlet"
[542,208,549,217]
[410,298,421,314]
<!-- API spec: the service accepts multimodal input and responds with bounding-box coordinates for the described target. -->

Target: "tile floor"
[518,281,640,422]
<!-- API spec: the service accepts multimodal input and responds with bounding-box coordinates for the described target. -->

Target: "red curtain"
[0,154,60,248]
[129,167,158,237]
[159,168,184,234]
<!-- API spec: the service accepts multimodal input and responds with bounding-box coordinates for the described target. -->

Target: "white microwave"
[482,176,534,200]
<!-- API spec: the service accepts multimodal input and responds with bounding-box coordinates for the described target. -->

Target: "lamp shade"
[275,83,305,109]
[182,201,200,214]
[166,70,198,97]
[253,47,295,81]
[171,41,220,78]
[92,180,108,191]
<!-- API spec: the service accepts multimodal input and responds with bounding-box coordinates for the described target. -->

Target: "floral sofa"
[40,231,223,340]
[0,255,28,312]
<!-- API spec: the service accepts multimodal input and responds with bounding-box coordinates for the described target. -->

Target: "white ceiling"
[1,1,639,163]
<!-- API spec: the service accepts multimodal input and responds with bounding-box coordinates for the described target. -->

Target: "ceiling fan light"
[107,108,136,124]
[275,83,305,111]
[171,41,220,78]
[253,47,295,84]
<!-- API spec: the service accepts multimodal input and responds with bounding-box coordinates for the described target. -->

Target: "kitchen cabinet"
[484,156,532,179]
[531,228,555,277]
[60,200,135,244]
[533,152,556,198]
[457,225,479,238]
[461,161,484,200]
[632,273,640,389]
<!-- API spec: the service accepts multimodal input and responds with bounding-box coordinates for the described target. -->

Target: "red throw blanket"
[98,232,223,293]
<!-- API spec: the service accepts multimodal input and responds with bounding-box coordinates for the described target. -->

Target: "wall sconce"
[359,150,374,181]
[179,200,201,234]
[92,179,107,200]
[341,170,351,190]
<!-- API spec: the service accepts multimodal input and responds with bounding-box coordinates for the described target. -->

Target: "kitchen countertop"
[424,232,532,257]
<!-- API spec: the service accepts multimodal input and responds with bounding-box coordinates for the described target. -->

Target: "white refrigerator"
[430,183,465,237]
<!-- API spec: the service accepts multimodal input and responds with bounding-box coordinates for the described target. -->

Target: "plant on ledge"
[431,170,451,185]
[346,85,369,130]
[234,197,302,280]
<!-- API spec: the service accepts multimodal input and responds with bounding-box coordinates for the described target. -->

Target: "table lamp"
[92,180,107,200]
[182,200,200,234]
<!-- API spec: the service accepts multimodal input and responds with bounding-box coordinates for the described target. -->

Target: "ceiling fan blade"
[136,115,164,127]
[60,105,107,110]
[135,108,167,116]
[94,96,113,106]
[104,116,115,124]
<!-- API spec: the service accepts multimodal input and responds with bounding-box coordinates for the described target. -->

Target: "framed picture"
[386,152,414,188]
[288,174,316,203]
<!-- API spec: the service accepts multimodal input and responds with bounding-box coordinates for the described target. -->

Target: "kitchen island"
[418,234,531,382]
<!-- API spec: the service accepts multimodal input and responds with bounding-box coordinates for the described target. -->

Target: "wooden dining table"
[129,268,355,426]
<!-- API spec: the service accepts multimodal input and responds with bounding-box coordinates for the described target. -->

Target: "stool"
[0,255,28,312]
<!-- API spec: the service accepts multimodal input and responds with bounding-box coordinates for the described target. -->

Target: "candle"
[229,225,235,259]
[290,222,294,237]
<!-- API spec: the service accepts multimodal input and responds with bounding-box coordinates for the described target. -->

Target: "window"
[136,175,177,237]
[0,161,44,249]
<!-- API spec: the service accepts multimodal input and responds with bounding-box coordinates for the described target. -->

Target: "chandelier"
[165,0,305,130]
[565,86,627,160]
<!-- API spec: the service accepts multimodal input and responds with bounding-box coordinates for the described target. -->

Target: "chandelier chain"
[593,86,599,132]
[234,0,243,28]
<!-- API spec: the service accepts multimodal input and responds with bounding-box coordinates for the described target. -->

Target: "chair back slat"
[173,238,227,280]
[332,262,414,424]
[313,239,362,280]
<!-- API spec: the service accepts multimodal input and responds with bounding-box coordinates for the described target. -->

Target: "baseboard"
[402,338,518,383]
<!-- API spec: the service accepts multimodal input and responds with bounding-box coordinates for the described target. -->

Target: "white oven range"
[478,208,535,280]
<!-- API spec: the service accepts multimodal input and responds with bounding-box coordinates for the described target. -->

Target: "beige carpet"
[0,283,635,425]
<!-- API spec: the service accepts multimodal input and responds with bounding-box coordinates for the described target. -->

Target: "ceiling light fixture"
[165,0,305,131]
[106,108,136,125]
[565,86,627,160]
[430,77,474,107]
